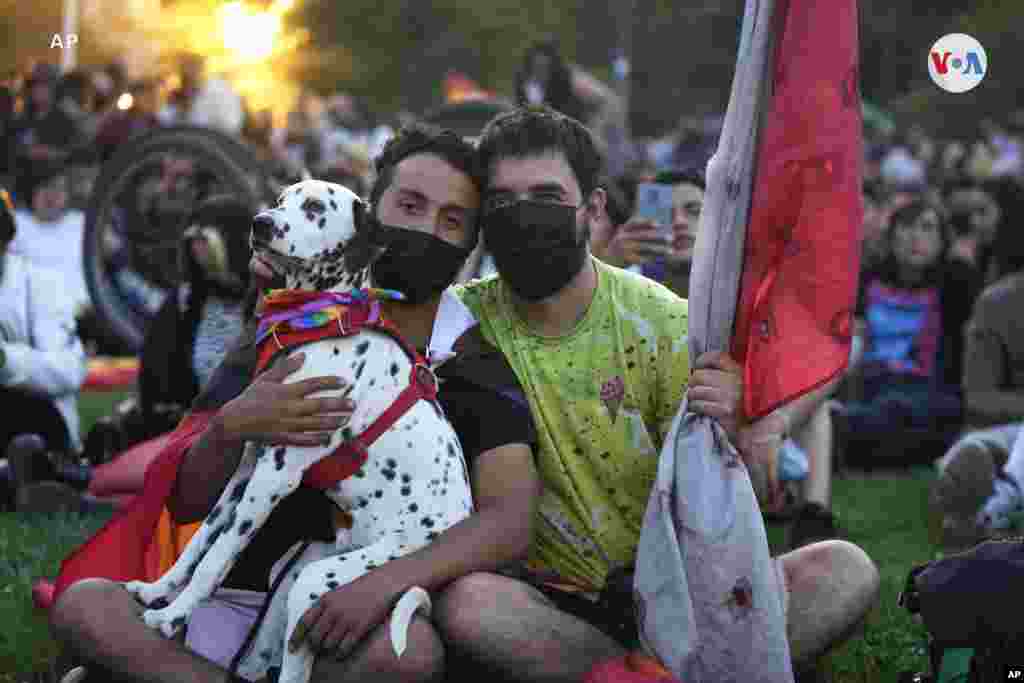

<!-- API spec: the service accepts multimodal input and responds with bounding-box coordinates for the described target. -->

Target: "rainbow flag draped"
[255,288,406,345]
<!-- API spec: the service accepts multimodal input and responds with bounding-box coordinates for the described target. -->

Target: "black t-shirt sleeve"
[437,375,537,467]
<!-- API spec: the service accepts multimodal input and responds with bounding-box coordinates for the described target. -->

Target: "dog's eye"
[301,198,327,215]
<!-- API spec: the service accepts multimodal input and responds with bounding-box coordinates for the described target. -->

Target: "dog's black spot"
[318,217,326,229]
[329,199,338,210]
[309,593,318,601]
[249,496,255,503]
[327,186,335,194]
[401,474,411,483]
[386,458,397,468]
[374,490,383,498]
[238,519,253,536]
[407,442,413,448]
[358,499,368,508]
[171,616,187,631]
[447,442,456,458]
[409,503,418,512]
[382,469,396,481]
[333,347,340,355]
[390,363,399,377]
[274,447,287,471]
[293,572,299,580]
[355,340,370,356]
[207,505,222,523]
[421,517,435,528]
[401,486,411,496]
[229,479,249,501]
[306,212,315,223]
[290,244,296,253]
[426,531,439,541]
[326,572,335,578]
[270,494,279,502]
[149,597,169,609]
[326,580,339,590]
[369,378,375,387]
[283,223,290,233]
[355,360,366,380]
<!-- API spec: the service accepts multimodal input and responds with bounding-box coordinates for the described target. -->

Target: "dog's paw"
[123,580,166,606]
[141,606,189,639]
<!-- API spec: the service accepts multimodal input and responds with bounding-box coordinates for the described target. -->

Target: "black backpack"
[898,537,1024,682]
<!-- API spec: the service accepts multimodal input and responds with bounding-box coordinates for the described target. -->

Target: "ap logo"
[928,33,987,93]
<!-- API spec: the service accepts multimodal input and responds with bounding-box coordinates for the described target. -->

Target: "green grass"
[0,391,938,681]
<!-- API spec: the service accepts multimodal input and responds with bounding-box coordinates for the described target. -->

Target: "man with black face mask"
[430,106,881,680]
[51,124,541,683]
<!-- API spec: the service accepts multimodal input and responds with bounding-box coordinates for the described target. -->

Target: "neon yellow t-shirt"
[453,257,690,591]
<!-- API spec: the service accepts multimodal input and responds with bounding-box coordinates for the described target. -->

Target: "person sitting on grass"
[49,123,542,683]
[931,181,1024,551]
[834,197,973,467]
[428,106,880,679]
[592,168,843,550]
[0,185,89,513]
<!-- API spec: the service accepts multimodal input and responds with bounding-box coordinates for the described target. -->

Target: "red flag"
[53,411,214,600]
[730,0,863,421]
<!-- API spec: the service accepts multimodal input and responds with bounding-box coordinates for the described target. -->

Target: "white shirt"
[0,253,88,452]
[10,209,90,312]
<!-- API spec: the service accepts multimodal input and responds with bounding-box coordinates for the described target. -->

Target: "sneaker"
[977,475,1024,537]
[929,439,1006,552]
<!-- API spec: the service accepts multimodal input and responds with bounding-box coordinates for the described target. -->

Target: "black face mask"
[370,220,472,304]
[483,199,588,301]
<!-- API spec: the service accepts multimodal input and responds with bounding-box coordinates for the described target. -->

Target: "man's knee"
[781,540,880,666]
[434,572,509,644]
[312,616,444,683]
[50,579,130,645]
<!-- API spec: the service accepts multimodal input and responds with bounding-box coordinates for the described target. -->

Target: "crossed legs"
[434,540,881,682]
[49,578,443,683]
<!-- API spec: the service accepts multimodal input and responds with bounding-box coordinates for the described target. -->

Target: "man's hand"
[217,352,355,447]
[601,218,674,268]
[687,351,744,444]
[288,569,407,660]
[737,409,788,510]
[688,351,783,506]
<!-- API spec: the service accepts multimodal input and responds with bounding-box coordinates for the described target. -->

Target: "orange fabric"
[145,509,202,580]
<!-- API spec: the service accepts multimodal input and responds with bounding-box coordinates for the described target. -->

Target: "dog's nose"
[251,213,276,245]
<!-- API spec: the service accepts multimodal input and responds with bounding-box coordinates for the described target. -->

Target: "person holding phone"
[592,170,703,297]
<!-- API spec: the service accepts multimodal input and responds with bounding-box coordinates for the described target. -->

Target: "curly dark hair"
[369,122,481,212]
[476,105,603,200]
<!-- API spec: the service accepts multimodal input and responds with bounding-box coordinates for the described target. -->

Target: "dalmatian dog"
[123,179,474,683]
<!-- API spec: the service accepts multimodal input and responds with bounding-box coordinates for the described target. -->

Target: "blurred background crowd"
[1,0,1024,556]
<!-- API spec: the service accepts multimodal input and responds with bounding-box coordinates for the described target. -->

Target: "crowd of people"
[0,43,1022,682]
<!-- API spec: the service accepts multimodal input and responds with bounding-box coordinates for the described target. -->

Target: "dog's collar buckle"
[413,363,439,400]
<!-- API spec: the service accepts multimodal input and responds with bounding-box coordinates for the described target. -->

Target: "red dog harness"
[254,289,439,489]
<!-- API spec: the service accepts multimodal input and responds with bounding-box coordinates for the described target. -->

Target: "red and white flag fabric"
[631,0,862,680]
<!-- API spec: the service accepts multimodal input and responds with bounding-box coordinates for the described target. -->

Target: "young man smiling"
[432,107,880,680]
